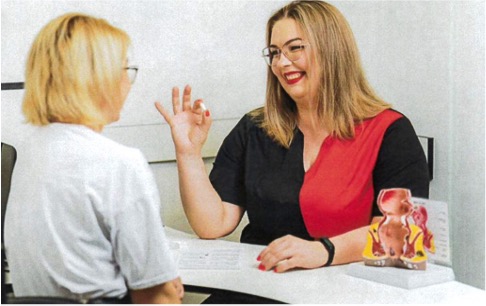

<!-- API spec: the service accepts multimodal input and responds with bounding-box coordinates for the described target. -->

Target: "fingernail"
[199,102,207,112]
[257,255,261,261]
[205,110,210,117]
[258,264,265,271]
[273,268,278,273]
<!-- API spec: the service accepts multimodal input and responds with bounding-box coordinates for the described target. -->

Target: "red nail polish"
[257,255,261,261]
[258,264,265,271]
[273,268,278,273]
[205,110,210,117]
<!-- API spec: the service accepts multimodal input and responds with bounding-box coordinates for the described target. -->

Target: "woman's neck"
[296,103,322,135]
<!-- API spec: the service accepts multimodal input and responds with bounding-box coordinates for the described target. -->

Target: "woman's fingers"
[172,87,181,114]
[193,99,212,130]
[159,85,210,132]
[257,237,293,271]
[172,85,199,114]
[200,104,211,131]
[258,252,292,272]
[171,277,184,300]
[192,99,205,115]
[273,258,297,273]
[182,85,192,111]
[257,235,289,262]
[154,102,173,126]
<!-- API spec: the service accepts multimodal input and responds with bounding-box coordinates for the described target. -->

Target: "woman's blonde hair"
[252,0,391,148]
[23,13,130,128]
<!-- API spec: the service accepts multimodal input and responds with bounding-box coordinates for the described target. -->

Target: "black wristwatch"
[319,237,335,267]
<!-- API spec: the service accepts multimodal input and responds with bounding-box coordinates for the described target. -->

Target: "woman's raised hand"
[155,85,212,156]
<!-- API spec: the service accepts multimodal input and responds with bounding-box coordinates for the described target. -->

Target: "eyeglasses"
[124,66,139,84]
[262,39,310,66]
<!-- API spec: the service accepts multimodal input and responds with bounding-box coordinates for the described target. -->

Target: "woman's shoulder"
[230,107,265,134]
[220,107,274,150]
[67,125,148,168]
[374,109,405,121]
[243,107,264,126]
[97,136,147,168]
[377,109,417,130]
[364,108,415,131]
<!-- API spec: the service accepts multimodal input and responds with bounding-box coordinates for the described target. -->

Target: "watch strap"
[319,237,335,267]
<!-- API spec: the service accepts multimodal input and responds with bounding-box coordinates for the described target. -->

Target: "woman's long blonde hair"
[23,13,130,129]
[252,0,391,148]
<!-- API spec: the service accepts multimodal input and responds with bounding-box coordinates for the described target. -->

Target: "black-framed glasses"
[262,39,310,66]
[124,65,138,84]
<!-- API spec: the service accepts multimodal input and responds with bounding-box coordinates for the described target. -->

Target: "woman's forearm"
[331,217,382,265]
[176,153,241,238]
[330,226,369,265]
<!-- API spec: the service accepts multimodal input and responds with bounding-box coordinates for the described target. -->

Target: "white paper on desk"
[177,246,242,270]
[411,197,451,266]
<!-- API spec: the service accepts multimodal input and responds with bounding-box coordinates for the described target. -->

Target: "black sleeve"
[372,116,430,216]
[209,115,250,207]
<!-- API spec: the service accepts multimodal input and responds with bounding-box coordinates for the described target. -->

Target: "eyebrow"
[269,37,303,48]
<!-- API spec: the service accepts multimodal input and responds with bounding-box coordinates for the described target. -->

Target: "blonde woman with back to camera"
[5,13,183,304]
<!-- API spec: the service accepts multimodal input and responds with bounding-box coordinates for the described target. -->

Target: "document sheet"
[170,242,242,270]
[411,197,451,266]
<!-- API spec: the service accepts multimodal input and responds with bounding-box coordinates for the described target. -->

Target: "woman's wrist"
[175,151,203,161]
[319,237,335,267]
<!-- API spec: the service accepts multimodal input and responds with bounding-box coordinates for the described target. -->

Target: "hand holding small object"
[199,102,207,113]
[154,85,212,156]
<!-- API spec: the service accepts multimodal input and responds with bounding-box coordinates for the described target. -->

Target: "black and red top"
[209,109,429,245]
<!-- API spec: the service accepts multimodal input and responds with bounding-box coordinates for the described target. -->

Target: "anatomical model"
[362,188,435,270]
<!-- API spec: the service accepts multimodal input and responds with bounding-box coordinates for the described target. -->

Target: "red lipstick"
[284,71,305,85]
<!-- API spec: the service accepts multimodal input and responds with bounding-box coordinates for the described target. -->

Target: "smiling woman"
[155,0,430,303]
[267,20,317,108]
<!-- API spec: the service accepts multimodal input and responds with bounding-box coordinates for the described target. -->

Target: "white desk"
[166,227,485,304]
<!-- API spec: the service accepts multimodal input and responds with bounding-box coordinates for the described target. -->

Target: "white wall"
[1,0,484,289]
[1,0,288,163]
[333,1,485,288]
[449,0,485,290]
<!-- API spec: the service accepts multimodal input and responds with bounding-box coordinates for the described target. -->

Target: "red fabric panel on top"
[299,110,403,238]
